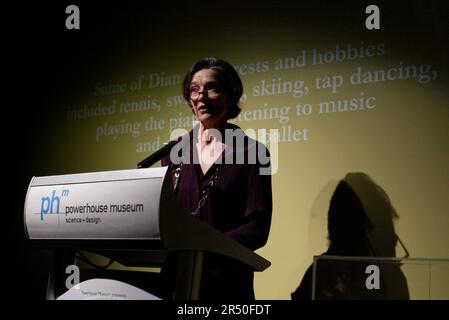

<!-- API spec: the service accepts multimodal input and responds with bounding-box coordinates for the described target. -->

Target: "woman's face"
[189,68,228,127]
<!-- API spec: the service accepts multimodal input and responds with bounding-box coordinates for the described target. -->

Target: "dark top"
[161,123,272,300]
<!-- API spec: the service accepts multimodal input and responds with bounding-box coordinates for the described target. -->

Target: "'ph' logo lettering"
[40,190,60,220]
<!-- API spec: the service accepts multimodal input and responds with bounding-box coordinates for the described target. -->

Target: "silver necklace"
[172,162,220,218]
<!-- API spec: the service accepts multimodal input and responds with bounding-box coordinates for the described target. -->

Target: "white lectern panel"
[24,167,167,240]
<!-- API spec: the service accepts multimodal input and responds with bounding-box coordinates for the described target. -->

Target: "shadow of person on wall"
[291,172,410,300]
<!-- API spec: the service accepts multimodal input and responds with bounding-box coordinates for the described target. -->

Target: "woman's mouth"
[197,105,211,113]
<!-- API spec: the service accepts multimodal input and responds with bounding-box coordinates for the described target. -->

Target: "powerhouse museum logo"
[38,187,144,224]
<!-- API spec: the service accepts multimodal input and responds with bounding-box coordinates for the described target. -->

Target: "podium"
[24,167,270,299]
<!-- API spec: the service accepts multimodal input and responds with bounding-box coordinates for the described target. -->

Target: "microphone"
[137,139,180,168]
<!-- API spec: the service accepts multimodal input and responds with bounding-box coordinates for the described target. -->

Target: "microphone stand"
[137,140,180,168]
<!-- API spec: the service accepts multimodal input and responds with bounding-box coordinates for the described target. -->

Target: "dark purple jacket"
[161,123,272,300]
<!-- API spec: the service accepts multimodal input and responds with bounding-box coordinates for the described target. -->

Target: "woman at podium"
[161,57,272,300]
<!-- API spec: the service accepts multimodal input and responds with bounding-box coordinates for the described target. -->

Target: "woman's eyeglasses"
[190,87,221,100]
